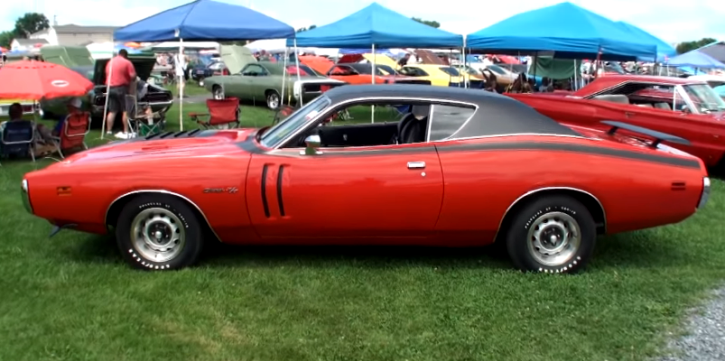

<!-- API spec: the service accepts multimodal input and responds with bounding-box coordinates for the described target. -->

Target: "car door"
[245,143,444,243]
[235,64,263,99]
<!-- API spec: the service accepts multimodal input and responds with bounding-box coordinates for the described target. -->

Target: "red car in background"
[511,75,725,168]
[299,55,430,85]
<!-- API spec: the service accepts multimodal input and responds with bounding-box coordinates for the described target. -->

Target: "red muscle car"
[510,75,725,168]
[21,85,710,273]
[326,63,432,85]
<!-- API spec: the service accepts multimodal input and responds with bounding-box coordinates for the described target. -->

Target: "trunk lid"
[93,55,157,85]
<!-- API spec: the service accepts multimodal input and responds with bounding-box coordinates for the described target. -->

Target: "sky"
[1,0,724,44]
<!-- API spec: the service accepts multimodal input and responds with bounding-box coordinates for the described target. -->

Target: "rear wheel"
[505,195,596,273]
[266,90,280,110]
[115,194,204,270]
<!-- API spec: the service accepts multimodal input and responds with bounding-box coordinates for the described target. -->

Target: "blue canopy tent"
[285,2,462,49]
[667,50,725,69]
[616,21,676,62]
[466,2,658,61]
[284,2,464,116]
[111,0,295,133]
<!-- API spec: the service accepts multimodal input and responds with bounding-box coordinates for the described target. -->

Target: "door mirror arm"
[301,134,322,155]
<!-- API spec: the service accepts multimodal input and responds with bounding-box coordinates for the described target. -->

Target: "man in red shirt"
[105,49,136,139]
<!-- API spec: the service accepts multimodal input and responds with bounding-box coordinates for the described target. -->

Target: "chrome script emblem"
[203,187,238,194]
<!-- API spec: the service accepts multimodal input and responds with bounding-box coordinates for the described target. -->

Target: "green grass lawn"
[1,103,725,360]
[163,83,213,97]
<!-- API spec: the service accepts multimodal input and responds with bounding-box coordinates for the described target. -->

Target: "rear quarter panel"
[26,149,254,243]
[434,136,705,243]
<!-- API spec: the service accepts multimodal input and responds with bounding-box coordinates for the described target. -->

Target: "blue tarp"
[616,21,676,62]
[466,2,658,61]
[114,0,295,42]
[667,50,725,69]
[285,2,463,48]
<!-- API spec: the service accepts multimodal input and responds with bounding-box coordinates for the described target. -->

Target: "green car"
[39,46,173,122]
[203,45,347,109]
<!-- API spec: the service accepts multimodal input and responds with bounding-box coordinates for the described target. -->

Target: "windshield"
[458,66,480,75]
[682,84,725,113]
[487,65,506,75]
[260,95,331,148]
[377,65,397,75]
[439,67,461,76]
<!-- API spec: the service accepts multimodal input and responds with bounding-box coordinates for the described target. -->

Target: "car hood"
[50,129,257,167]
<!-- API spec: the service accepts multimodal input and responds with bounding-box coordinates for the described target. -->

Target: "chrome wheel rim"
[130,208,186,263]
[526,211,580,267]
[199,80,204,87]
[268,93,279,109]
[212,88,223,100]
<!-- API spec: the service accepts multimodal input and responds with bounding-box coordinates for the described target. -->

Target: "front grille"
[302,83,345,93]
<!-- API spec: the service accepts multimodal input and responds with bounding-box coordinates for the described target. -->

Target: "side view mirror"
[301,134,322,155]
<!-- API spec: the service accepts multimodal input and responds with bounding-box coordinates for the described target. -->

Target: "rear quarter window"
[428,104,476,141]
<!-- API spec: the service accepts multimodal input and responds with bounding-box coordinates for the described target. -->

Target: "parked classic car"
[399,64,469,87]
[510,75,725,168]
[326,63,432,85]
[22,85,709,273]
[39,47,173,124]
[204,58,347,109]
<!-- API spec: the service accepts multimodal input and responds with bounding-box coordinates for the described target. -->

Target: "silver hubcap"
[131,208,186,263]
[268,94,279,109]
[199,80,204,87]
[526,211,580,267]
[213,88,223,100]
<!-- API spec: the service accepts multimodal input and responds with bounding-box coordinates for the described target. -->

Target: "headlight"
[697,177,710,210]
[21,179,32,214]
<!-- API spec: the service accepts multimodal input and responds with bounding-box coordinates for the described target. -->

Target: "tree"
[0,31,13,48]
[675,37,717,54]
[411,17,440,28]
[13,12,50,38]
[296,25,317,33]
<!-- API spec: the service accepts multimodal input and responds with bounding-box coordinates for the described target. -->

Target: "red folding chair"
[51,112,91,158]
[190,97,241,129]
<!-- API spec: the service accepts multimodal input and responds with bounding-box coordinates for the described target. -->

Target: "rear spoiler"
[601,120,690,148]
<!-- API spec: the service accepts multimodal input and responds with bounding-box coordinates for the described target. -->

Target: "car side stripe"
[238,140,700,169]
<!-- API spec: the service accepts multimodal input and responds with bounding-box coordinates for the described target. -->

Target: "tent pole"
[371,43,375,124]
[573,59,578,91]
[281,47,289,107]
[100,37,114,139]
[461,46,467,88]
[179,38,184,131]
[293,38,302,107]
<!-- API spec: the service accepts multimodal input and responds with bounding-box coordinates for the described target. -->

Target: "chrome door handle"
[407,161,426,169]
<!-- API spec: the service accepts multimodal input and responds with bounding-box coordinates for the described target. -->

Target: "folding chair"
[1,120,36,162]
[272,104,296,125]
[190,97,241,129]
[126,94,166,137]
[50,112,91,158]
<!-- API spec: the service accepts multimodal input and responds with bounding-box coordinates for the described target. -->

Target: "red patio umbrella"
[0,60,94,100]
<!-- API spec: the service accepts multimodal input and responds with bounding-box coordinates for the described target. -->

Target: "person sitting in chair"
[0,103,26,134]
[35,98,83,155]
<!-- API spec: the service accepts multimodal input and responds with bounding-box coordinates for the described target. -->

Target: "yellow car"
[0,99,37,117]
[399,64,483,88]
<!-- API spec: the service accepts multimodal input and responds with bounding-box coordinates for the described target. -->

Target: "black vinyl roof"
[323,85,581,138]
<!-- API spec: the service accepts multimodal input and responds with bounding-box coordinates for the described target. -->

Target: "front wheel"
[212,86,224,100]
[115,194,204,270]
[505,195,596,274]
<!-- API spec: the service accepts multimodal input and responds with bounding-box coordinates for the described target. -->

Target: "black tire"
[266,90,280,110]
[115,194,204,270]
[505,195,596,274]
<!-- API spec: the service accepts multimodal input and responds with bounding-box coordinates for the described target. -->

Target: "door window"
[242,64,267,76]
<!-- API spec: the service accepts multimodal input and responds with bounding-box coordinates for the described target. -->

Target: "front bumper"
[21,179,32,214]
[697,177,710,210]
